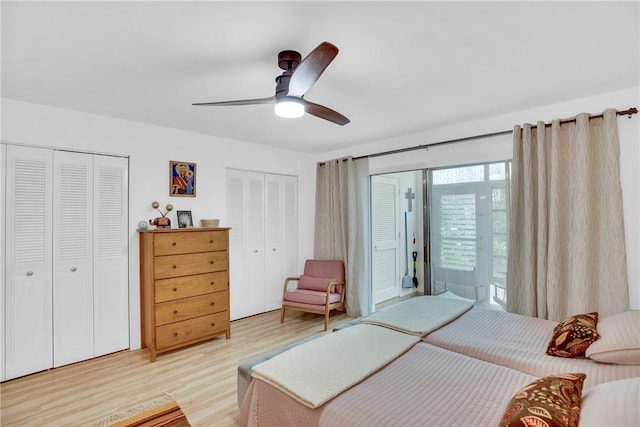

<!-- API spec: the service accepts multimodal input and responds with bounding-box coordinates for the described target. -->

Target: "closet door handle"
[26,271,34,277]
[71,267,77,272]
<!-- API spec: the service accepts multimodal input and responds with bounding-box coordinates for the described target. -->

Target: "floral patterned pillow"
[498,373,586,427]
[546,312,599,357]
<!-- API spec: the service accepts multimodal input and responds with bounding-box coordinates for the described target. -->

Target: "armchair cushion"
[304,260,345,280]
[298,275,341,293]
[284,289,343,306]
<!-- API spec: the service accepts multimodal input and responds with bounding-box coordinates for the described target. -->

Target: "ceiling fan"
[192,41,350,126]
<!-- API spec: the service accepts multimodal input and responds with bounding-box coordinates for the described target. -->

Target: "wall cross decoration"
[405,187,415,212]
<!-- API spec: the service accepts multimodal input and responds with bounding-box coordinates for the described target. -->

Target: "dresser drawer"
[155,272,228,303]
[155,291,229,326]
[153,230,228,256]
[154,252,228,279]
[156,312,229,349]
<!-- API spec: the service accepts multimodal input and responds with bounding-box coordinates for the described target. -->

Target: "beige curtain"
[507,109,629,321]
[314,156,371,317]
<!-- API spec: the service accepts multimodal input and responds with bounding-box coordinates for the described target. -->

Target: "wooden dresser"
[139,228,231,362]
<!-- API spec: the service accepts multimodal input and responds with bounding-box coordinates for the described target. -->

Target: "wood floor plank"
[0,310,352,426]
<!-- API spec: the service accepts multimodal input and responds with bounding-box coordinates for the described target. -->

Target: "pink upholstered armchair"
[280,260,346,331]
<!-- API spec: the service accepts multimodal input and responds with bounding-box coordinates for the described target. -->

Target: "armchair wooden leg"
[280,307,286,324]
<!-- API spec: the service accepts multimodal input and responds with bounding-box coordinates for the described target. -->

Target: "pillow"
[585,310,640,365]
[580,377,639,426]
[546,312,599,358]
[498,373,586,427]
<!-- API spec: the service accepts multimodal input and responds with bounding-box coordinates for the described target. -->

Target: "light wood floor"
[0,310,353,426]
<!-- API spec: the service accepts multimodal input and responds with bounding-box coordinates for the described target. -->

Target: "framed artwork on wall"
[176,210,193,228]
[170,160,196,197]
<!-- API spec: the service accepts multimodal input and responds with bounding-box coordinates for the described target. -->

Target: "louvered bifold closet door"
[264,175,283,312]
[4,145,54,380]
[371,176,401,304]
[93,155,129,356]
[227,169,265,319]
[264,174,298,312]
[281,176,298,282]
[53,151,94,367]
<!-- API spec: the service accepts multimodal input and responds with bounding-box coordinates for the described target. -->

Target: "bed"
[423,305,640,388]
[238,296,640,426]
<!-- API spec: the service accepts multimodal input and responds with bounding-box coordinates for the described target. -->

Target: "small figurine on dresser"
[149,201,173,229]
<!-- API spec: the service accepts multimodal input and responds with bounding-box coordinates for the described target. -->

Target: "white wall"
[1,98,317,349]
[3,85,638,356]
[317,87,640,310]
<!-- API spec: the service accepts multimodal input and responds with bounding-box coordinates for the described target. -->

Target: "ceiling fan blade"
[192,96,276,106]
[303,100,350,126]
[287,42,339,97]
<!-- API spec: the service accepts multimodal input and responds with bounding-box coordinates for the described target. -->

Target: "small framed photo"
[170,161,196,197]
[176,210,193,228]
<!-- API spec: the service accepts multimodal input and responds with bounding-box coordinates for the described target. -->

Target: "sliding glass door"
[369,161,509,309]
[427,161,509,305]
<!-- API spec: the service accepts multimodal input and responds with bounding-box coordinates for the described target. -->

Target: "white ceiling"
[2,1,638,153]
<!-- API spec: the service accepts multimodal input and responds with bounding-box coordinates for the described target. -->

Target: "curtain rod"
[351,107,637,161]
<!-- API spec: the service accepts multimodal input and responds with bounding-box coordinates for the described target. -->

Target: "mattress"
[423,307,640,388]
[240,342,537,427]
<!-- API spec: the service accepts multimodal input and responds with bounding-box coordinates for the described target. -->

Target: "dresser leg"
[226,329,231,339]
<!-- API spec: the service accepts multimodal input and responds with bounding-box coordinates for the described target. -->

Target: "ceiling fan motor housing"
[277,50,301,70]
[275,50,301,98]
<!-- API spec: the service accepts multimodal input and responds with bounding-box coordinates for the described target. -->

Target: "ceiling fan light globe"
[274,99,304,118]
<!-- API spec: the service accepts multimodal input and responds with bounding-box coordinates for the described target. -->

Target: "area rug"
[91,393,191,427]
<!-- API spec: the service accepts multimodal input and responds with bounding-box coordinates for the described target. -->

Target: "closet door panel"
[244,172,266,316]
[4,145,53,380]
[282,176,298,281]
[264,175,283,312]
[228,170,265,319]
[53,151,94,367]
[227,170,247,319]
[93,155,129,356]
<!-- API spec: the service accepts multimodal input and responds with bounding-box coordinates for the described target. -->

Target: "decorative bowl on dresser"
[138,228,231,361]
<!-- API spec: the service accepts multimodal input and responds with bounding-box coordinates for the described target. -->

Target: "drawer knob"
[211,322,216,327]
[210,239,214,243]
[173,310,178,314]
[172,265,177,269]
[174,332,178,337]
[173,287,178,292]
[210,281,215,285]
[210,260,214,265]
[172,242,177,246]
[210,302,215,306]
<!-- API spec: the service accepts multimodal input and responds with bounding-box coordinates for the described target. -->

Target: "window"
[429,161,509,306]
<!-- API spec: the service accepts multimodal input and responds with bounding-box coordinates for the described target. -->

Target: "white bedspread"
[251,324,419,409]
[361,295,474,336]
